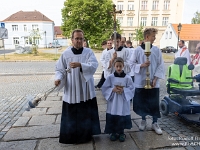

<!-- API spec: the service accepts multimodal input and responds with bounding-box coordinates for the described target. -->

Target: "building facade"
[160,23,200,53]
[2,10,55,49]
[112,0,184,47]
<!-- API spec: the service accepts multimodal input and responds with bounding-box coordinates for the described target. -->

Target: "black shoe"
[119,134,126,142]
[110,133,119,141]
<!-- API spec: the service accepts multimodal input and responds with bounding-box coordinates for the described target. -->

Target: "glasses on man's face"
[74,38,84,41]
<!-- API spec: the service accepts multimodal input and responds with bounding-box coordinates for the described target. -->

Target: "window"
[152,1,159,10]
[140,17,147,26]
[13,37,19,44]
[12,25,18,31]
[127,17,133,26]
[162,17,169,26]
[117,1,123,10]
[129,33,133,41]
[32,24,38,30]
[169,31,172,39]
[165,32,168,39]
[24,25,27,32]
[141,1,148,10]
[164,0,170,10]
[128,1,134,10]
[117,17,123,25]
[24,37,29,44]
[151,17,158,26]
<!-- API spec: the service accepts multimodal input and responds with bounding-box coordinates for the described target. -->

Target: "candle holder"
[144,51,152,89]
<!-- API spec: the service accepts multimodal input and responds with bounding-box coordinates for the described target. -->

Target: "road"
[0,49,15,55]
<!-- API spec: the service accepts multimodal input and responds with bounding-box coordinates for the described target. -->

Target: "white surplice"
[127,47,135,77]
[129,46,165,88]
[55,46,98,104]
[104,48,130,78]
[102,74,134,116]
[175,47,191,65]
[100,48,111,77]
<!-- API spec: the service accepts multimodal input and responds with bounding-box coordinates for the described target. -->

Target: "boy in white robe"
[129,28,165,135]
[95,40,113,89]
[175,40,191,65]
[55,29,101,144]
[102,57,134,142]
[104,33,130,79]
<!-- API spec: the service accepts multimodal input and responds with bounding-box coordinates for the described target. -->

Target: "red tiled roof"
[172,24,200,41]
[3,10,53,22]
[54,26,62,35]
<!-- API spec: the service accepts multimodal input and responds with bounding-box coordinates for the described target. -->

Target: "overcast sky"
[0,0,199,26]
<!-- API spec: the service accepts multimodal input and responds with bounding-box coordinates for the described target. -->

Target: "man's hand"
[112,51,117,59]
[140,60,150,68]
[55,80,61,86]
[70,62,81,68]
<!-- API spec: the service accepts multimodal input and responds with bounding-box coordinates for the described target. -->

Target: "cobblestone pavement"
[1,57,200,149]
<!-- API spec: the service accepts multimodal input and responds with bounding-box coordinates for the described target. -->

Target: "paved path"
[1,53,200,149]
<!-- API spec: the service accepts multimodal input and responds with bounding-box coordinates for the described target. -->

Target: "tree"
[132,25,144,45]
[61,0,121,48]
[29,29,41,55]
[191,11,200,24]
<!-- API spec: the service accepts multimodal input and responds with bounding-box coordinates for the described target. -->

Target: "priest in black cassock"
[55,29,101,144]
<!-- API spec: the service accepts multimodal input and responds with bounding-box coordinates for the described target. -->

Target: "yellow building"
[112,0,184,47]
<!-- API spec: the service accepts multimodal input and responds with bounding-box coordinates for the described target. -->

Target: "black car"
[161,46,177,53]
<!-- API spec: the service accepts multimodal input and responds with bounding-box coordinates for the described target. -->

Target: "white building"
[160,23,200,53]
[112,0,184,47]
[1,10,55,49]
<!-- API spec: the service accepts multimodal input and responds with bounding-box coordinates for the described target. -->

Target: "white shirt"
[175,46,191,65]
[129,45,165,88]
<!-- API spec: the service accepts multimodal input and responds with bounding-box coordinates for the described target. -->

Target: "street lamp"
[177,23,182,51]
[44,31,47,48]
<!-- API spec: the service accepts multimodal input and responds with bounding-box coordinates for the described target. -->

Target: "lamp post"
[177,23,182,51]
[44,31,46,48]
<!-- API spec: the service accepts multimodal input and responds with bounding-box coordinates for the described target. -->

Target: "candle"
[145,42,150,52]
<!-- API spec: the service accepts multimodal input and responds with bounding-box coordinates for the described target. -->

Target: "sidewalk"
[0,91,185,150]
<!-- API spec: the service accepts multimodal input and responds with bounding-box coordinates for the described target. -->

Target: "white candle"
[145,42,150,52]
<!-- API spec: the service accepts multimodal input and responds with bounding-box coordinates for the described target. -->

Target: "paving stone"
[58,92,64,96]
[98,104,107,112]
[131,131,175,150]
[37,101,62,108]
[125,120,139,132]
[55,115,61,124]
[100,121,106,134]
[131,111,141,119]
[12,117,30,127]
[38,138,93,150]
[98,111,106,121]
[94,134,139,150]
[48,92,58,96]
[28,115,56,126]
[0,140,37,150]
[46,107,62,115]
[156,147,186,150]
[22,108,47,117]
[2,124,59,141]
[46,96,61,101]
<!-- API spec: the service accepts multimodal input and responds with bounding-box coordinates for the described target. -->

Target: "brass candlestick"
[144,51,152,89]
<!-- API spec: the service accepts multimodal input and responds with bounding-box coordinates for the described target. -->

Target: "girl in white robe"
[102,57,134,142]
[55,46,101,144]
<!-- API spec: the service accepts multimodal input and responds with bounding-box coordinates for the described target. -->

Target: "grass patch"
[162,53,174,62]
[0,51,61,61]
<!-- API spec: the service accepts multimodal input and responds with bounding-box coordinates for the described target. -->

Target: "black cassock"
[59,97,101,144]
[133,88,161,118]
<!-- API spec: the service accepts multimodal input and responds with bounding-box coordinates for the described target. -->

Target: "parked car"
[48,42,62,48]
[161,46,177,53]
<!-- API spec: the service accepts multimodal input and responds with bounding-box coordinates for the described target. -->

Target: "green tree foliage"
[132,25,144,45]
[61,0,120,48]
[191,11,200,24]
